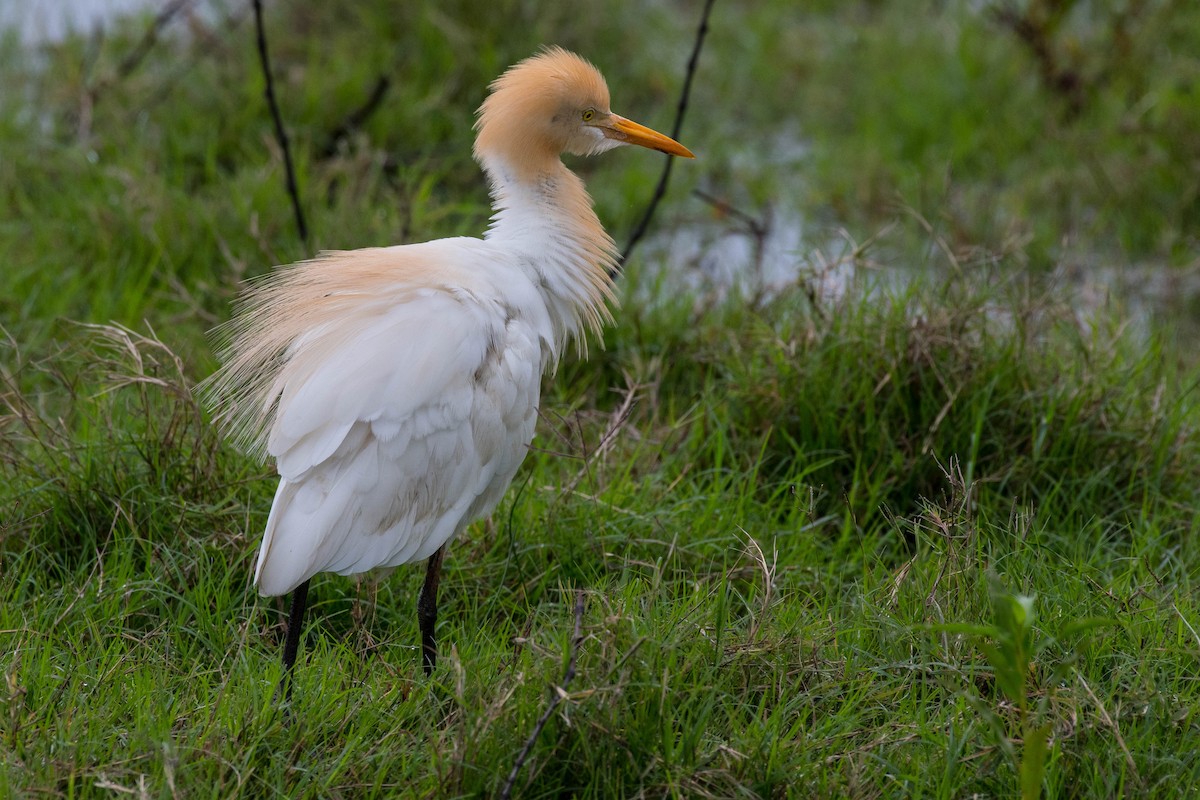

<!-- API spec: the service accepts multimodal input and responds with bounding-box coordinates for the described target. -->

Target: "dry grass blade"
[1077,673,1141,788]
[75,322,192,398]
[736,527,777,641]
[558,374,641,500]
[500,591,586,799]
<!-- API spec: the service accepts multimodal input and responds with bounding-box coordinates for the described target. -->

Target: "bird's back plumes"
[198,245,475,458]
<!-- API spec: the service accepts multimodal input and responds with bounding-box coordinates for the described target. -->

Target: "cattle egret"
[202,47,693,691]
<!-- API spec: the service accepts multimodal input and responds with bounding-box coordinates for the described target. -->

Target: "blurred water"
[0,0,159,43]
[637,128,839,303]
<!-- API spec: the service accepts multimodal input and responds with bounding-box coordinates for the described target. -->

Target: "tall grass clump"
[1,324,261,581]
[554,262,1200,549]
[712,278,1197,531]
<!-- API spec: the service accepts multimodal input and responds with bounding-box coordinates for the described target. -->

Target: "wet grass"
[3,2,1200,798]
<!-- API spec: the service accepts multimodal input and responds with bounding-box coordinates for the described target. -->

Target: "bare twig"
[1077,673,1141,787]
[615,0,717,274]
[115,0,195,80]
[1173,601,1200,654]
[93,774,149,798]
[992,0,1155,121]
[736,527,777,641]
[692,189,767,237]
[989,1,1086,117]
[500,591,586,799]
[79,0,195,131]
[141,6,251,114]
[252,0,308,246]
[558,375,640,500]
[319,75,392,158]
[692,189,772,302]
[896,201,962,276]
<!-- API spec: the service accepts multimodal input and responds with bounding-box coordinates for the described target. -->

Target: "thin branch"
[319,75,392,158]
[140,6,251,114]
[1077,673,1141,788]
[500,591,586,800]
[692,189,766,236]
[615,0,717,275]
[77,0,193,137]
[115,0,195,80]
[81,0,194,126]
[252,0,308,246]
[735,527,777,642]
[989,1,1086,117]
[692,188,771,300]
[558,376,640,501]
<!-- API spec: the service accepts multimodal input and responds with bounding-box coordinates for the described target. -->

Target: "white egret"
[202,47,693,689]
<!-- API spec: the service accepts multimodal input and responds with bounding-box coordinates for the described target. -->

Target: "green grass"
[4,1,1200,797]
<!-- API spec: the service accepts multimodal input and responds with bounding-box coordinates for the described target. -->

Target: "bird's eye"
[582,108,595,122]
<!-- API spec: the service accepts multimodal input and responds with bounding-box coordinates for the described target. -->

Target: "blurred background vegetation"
[3,1,1200,796]
[2,0,1198,351]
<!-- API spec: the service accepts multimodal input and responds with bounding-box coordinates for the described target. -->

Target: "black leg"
[417,546,446,675]
[278,578,310,702]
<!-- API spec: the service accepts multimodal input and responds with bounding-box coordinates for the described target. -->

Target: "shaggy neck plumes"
[479,153,617,358]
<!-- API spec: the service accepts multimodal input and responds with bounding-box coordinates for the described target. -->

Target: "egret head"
[474,47,694,171]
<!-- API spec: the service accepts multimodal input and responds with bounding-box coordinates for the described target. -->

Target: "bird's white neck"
[480,156,617,360]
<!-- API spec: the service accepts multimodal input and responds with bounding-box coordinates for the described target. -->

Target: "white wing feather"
[253,281,542,596]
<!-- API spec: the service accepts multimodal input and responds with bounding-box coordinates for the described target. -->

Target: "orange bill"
[605,115,695,158]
